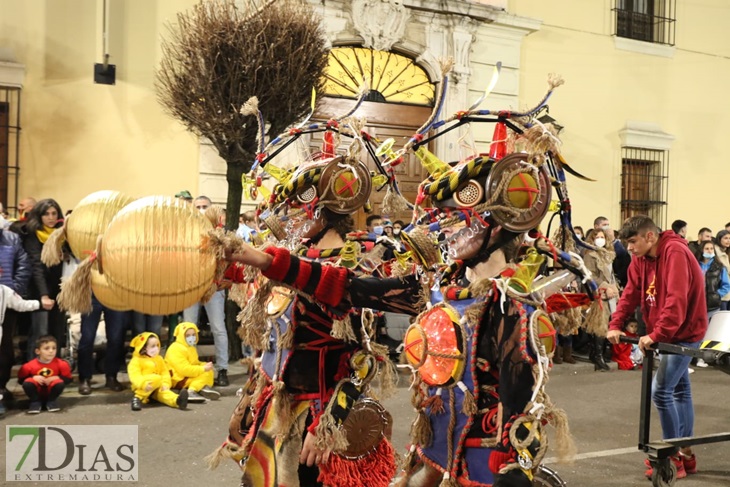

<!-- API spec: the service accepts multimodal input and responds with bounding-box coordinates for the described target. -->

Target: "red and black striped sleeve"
[260,247,424,314]
[261,247,349,308]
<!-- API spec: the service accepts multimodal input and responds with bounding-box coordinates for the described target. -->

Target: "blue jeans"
[131,312,163,338]
[651,340,700,440]
[183,290,228,371]
[77,295,131,381]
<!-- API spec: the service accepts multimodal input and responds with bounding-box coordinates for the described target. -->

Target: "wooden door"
[310,97,432,230]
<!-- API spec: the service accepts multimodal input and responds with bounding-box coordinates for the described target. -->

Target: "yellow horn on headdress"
[258,185,272,200]
[263,164,291,183]
[375,138,402,166]
[415,146,450,178]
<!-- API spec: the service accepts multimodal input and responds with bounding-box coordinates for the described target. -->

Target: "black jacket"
[24,232,63,300]
[704,257,724,311]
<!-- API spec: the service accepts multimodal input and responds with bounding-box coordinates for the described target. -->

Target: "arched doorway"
[312,46,436,229]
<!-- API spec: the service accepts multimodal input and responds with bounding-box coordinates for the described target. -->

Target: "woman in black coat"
[22,198,65,360]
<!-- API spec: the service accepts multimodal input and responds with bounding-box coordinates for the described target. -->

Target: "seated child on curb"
[128,332,188,411]
[18,335,72,414]
[611,318,643,371]
[1,283,47,415]
[165,322,220,402]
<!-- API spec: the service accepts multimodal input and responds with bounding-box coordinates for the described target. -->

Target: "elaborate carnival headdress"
[241,87,409,247]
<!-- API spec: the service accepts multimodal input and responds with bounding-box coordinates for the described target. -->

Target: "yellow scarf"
[36,225,56,244]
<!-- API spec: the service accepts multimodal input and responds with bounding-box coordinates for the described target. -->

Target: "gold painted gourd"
[91,268,130,311]
[65,190,136,259]
[100,196,216,315]
[65,190,136,310]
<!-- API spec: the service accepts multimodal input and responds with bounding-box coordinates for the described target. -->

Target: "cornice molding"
[0,61,25,88]
[619,121,675,150]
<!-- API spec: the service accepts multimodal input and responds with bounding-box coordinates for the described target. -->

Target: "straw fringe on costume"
[41,226,67,267]
[57,236,103,314]
[583,299,608,337]
[204,441,245,470]
[331,314,357,343]
[382,185,410,215]
[271,379,295,437]
[550,307,582,336]
[313,409,350,453]
[237,279,276,350]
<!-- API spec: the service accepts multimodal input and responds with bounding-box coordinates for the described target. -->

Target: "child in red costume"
[18,335,72,413]
[611,318,642,370]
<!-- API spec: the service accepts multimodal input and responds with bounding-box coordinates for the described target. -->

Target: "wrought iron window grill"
[0,86,20,216]
[620,147,669,229]
[613,0,676,46]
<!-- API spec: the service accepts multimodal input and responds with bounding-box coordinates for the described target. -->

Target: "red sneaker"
[644,456,686,480]
[681,454,697,474]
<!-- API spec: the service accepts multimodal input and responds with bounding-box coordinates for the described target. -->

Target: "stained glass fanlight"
[323,47,435,106]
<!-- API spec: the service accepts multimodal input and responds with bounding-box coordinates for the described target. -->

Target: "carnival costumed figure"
[207,105,403,487]
[221,73,597,487]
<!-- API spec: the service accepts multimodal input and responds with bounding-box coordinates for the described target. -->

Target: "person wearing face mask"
[594,216,630,289]
[695,241,730,322]
[366,214,384,238]
[165,322,220,403]
[573,225,584,241]
[570,225,586,257]
[128,332,188,411]
[582,228,618,371]
[392,220,405,241]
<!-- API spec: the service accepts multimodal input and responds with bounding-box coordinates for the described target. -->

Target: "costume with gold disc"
[211,107,403,487]
[223,73,598,487]
[389,72,600,487]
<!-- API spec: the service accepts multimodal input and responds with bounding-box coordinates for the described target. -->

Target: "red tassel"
[322,131,336,158]
[317,438,397,487]
[489,122,507,160]
[421,394,445,415]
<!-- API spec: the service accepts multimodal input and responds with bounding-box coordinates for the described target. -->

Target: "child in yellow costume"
[165,322,220,402]
[128,332,188,411]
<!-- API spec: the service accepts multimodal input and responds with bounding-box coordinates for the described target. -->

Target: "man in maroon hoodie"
[607,215,707,479]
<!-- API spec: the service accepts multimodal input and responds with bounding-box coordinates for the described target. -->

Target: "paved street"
[1,358,729,486]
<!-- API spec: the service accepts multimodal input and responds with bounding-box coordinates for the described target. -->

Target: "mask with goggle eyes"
[402,153,553,267]
[261,156,373,241]
[433,152,552,233]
